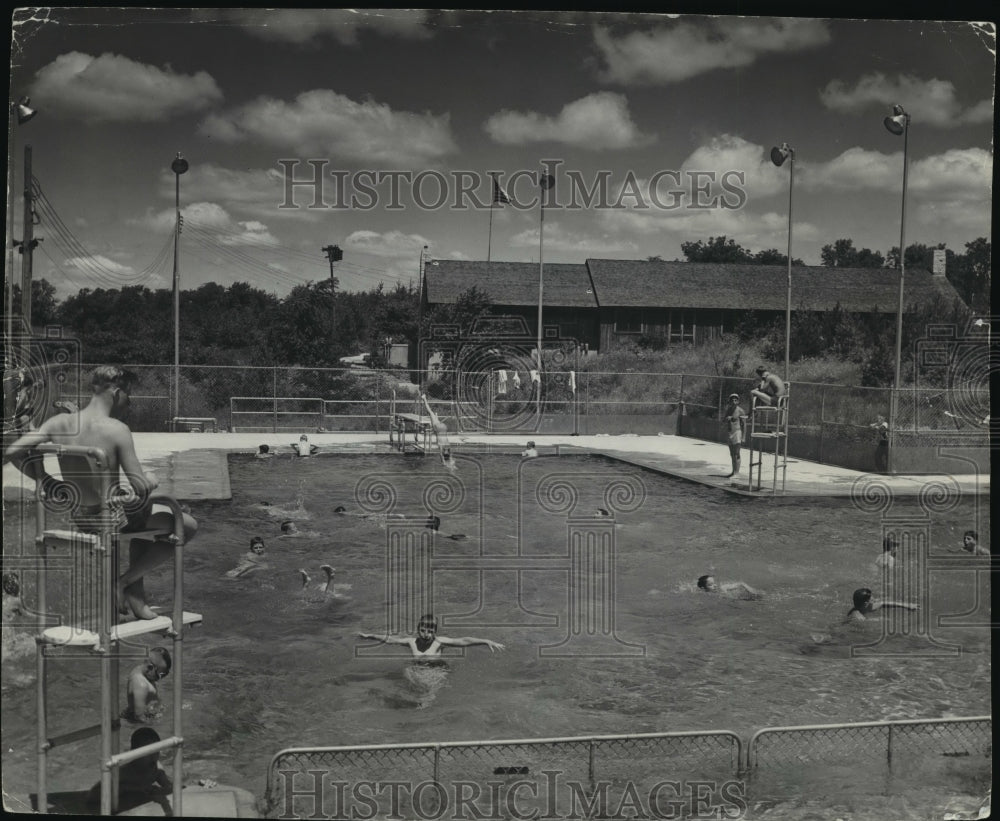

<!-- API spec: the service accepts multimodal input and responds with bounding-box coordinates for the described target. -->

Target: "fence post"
[819,386,826,464]
[887,724,894,768]
[375,375,381,434]
[588,738,596,788]
[677,374,686,436]
[272,367,278,434]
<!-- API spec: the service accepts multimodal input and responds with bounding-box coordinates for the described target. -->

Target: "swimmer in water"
[298,565,336,600]
[697,574,763,601]
[357,613,504,658]
[280,520,298,535]
[2,571,25,618]
[960,530,989,556]
[291,434,318,457]
[256,444,272,459]
[875,536,898,570]
[226,537,268,578]
[845,587,918,622]
[521,441,538,458]
[122,647,170,723]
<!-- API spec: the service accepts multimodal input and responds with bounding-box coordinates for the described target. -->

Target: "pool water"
[1,452,990,815]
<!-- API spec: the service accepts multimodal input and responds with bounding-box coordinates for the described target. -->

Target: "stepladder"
[27,443,202,816]
[748,392,790,494]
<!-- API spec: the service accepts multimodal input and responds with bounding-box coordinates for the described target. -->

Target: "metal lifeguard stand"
[748,392,789,493]
[388,391,437,454]
[30,444,202,816]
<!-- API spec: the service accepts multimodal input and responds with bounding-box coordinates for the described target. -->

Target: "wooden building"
[422,258,966,352]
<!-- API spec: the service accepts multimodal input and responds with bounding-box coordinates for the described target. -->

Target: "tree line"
[14,236,988,388]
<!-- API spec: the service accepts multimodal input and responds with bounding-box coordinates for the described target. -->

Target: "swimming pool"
[1,451,990,816]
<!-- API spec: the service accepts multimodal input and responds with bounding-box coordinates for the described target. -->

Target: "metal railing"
[263,717,990,819]
[265,729,742,819]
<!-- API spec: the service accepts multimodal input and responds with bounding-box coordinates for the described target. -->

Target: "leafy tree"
[820,238,884,268]
[681,236,753,263]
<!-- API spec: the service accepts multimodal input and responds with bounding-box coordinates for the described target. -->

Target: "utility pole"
[18,145,40,363]
[321,244,342,342]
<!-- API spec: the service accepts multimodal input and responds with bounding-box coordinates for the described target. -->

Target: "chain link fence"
[746,717,992,815]
[32,363,987,473]
[263,718,989,819]
[265,730,742,819]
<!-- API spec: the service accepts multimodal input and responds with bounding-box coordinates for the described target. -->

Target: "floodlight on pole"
[6,96,37,363]
[171,153,189,421]
[770,142,794,383]
[883,104,910,474]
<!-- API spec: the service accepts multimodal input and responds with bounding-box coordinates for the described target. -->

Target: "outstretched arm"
[357,632,412,645]
[420,394,439,425]
[876,600,918,611]
[436,635,505,652]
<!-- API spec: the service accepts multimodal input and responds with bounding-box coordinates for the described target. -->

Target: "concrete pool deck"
[3,432,988,502]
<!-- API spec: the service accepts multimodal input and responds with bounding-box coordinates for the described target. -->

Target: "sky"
[6,8,996,300]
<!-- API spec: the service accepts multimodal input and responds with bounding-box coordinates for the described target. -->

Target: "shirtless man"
[3,366,198,619]
[750,366,786,407]
[722,394,746,477]
[845,587,918,621]
[357,613,504,658]
[123,646,171,722]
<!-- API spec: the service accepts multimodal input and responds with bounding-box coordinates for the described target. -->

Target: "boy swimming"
[845,587,918,621]
[357,613,504,658]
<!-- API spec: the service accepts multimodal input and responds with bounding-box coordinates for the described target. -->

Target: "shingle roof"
[424,259,967,313]
[585,259,965,312]
[424,260,597,307]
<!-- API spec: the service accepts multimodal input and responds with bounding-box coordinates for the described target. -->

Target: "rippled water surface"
[2,452,990,816]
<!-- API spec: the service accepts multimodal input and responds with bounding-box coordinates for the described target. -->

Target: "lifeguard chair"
[29,444,202,816]
[748,391,789,494]
[388,392,438,454]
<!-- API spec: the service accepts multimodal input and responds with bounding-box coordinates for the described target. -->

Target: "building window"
[615,308,643,334]
[669,310,696,343]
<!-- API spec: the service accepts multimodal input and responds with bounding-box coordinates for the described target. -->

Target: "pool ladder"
[748,392,789,494]
[29,443,202,816]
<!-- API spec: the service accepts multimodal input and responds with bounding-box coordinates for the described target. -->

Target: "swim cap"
[728,393,740,400]
[755,366,766,375]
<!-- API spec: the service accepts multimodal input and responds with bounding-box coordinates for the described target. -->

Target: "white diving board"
[39,612,204,648]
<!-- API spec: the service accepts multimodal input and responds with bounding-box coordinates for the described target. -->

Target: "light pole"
[171,153,188,422]
[6,96,36,360]
[770,142,794,384]
[884,105,910,473]
[884,105,910,394]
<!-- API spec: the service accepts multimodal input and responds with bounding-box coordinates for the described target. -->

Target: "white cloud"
[30,52,222,122]
[200,90,457,166]
[594,18,830,85]
[799,147,900,191]
[510,222,638,254]
[908,147,993,201]
[345,230,433,259]
[820,73,993,127]
[801,146,993,202]
[63,254,135,275]
[198,9,431,45]
[484,92,652,149]
[128,201,279,245]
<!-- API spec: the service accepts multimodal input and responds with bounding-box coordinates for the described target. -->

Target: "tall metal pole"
[893,121,909,394]
[5,106,16,357]
[537,190,545,423]
[784,150,794,384]
[19,145,34,363]
[171,153,188,422]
